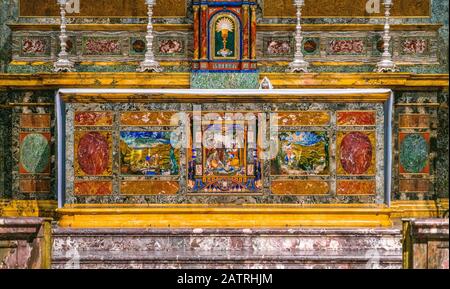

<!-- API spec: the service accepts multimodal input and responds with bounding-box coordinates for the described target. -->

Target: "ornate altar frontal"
[59,89,392,204]
[51,88,396,228]
[0,0,448,269]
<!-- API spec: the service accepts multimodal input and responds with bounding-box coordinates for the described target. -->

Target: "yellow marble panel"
[74,181,113,196]
[120,112,177,126]
[263,0,430,18]
[20,114,51,128]
[277,111,330,126]
[74,111,113,126]
[121,181,179,195]
[399,114,430,129]
[19,0,187,18]
[336,180,376,195]
[271,180,329,195]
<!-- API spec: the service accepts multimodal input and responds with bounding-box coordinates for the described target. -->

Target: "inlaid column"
[200,5,208,60]
[250,5,257,60]
[242,5,249,60]
[13,95,53,198]
[193,5,200,60]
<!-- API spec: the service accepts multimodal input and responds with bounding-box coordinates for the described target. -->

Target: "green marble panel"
[20,133,50,174]
[399,134,429,174]
[191,72,259,89]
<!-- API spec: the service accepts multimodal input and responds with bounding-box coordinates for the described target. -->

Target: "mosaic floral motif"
[337,111,376,126]
[19,133,51,174]
[266,39,291,55]
[83,37,122,55]
[74,181,112,196]
[402,39,428,54]
[57,37,76,55]
[120,132,179,176]
[130,38,146,54]
[376,39,385,53]
[272,131,329,175]
[399,133,429,174]
[328,39,365,54]
[158,39,184,55]
[303,38,319,54]
[21,37,50,56]
[337,131,375,175]
[74,112,113,126]
[75,131,112,176]
[372,35,393,55]
[66,38,74,53]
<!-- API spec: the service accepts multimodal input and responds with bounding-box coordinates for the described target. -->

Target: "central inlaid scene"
[64,96,388,205]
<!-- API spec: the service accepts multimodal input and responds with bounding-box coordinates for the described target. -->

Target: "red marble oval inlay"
[340,132,373,175]
[77,132,109,175]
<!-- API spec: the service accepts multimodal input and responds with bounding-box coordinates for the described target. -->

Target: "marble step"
[52,251,402,269]
[52,227,403,269]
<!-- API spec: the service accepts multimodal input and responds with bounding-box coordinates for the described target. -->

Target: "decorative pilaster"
[250,5,257,60]
[375,0,399,73]
[137,0,162,73]
[242,5,249,60]
[53,0,75,72]
[193,5,200,60]
[287,0,309,73]
[200,5,208,60]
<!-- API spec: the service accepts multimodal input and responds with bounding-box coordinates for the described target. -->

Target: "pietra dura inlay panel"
[64,98,388,205]
[337,131,376,176]
[19,132,51,175]
[399,132,430,175]
[74,131,113,177]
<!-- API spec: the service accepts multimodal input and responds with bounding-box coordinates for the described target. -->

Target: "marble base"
[403,218,449,269]
[0,217,51,269]
[52,227,402,269]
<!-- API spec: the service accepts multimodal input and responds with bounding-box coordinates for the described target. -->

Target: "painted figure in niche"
[205,148,244,176]
[204,124,246,176]
[215,16,236,58]
[188,122,261,193]
[272,131,329,175]
[120,131,179,176]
